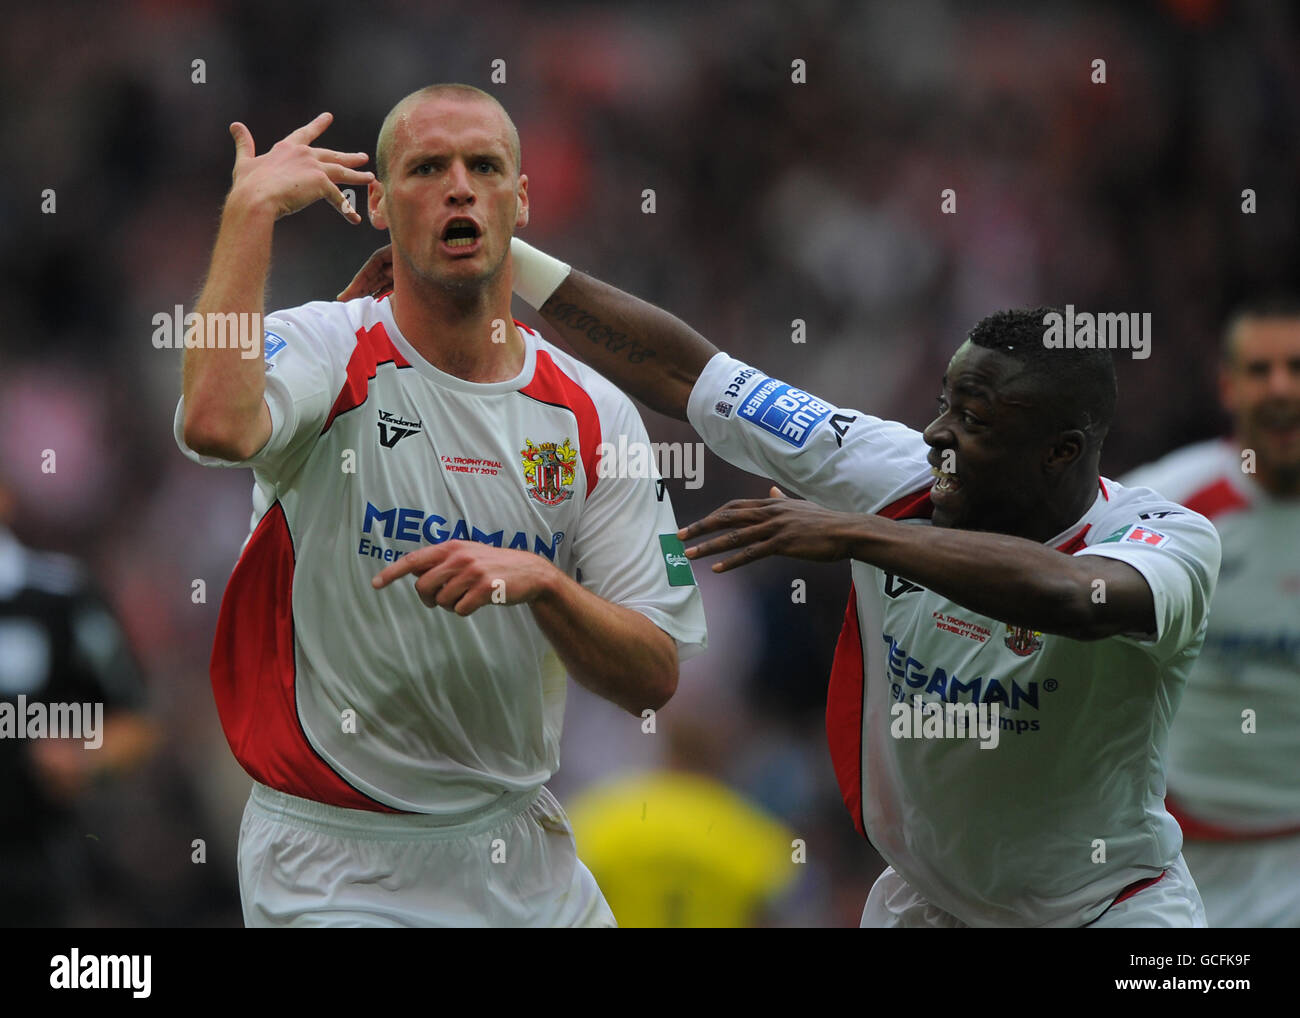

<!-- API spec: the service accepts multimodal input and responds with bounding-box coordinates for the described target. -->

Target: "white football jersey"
[175,297,707,816]
[1123,439,1300,833]
[688,353,1221,926]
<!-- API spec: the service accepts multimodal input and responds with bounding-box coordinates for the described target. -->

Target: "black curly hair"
[967,307,1118,452]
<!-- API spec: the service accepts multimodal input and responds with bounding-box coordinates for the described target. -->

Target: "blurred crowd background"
[1,0,1296,926]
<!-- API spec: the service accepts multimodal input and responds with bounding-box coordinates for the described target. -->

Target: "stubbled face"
[922,342,1068,534]
[370,96,527,291]
[1222,317,1300,491]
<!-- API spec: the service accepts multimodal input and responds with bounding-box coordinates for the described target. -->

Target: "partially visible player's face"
[371,96,528,291]
[922,342,1061,534]
[1221,316,1300,488]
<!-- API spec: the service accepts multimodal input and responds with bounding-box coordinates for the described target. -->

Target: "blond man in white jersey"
[1123,301,1300,927]
[176,86,706,927]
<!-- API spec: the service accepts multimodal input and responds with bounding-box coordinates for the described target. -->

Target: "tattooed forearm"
[536,270,715,420]
[542,301,658,364]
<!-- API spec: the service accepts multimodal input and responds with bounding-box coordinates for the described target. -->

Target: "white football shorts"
[237,781,616,927]
[859,854,1207,928]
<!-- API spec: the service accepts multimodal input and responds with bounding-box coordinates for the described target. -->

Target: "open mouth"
[442,219,481,249]
[930,465,962,495]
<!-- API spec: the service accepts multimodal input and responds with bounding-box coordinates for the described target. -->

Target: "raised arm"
[338,239,718,420]
[533,270,717,420]
[337,241,929,516]
[182,112,373,461]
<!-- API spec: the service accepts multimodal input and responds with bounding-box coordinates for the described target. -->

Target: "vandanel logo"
[521,438,578,506]
[377,409,423,448]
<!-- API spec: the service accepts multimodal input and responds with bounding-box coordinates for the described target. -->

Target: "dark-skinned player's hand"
[337,244,394,301]
[678,487,866,572]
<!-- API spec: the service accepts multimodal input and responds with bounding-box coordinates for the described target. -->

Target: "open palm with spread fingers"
[228,111,374,225]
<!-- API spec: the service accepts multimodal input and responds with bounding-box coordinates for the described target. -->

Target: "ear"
[368,179,388,230]
[1044,428,1087,474]
[515,173,529,230]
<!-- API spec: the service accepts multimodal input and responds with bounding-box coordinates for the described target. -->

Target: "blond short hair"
[375,83,520,183]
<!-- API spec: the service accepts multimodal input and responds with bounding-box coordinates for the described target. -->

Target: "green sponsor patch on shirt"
[659,534,696,587]
[1098,525,1131,544]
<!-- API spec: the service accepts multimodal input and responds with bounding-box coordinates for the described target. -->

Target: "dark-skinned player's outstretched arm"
[338,240,1219,647]
[338,240,712,420]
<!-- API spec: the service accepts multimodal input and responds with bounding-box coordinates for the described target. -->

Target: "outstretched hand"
[337,244,395,301]
[678,487,864,572]
[228,111,373,225]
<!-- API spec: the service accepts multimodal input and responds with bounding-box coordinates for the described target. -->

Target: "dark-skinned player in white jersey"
[343,235,1222,928]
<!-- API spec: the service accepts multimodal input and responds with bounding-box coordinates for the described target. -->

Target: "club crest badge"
[521,438,578,506]
[1004,624,1043,656]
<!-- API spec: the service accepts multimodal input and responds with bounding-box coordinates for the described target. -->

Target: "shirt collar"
[1043,480,1110,553]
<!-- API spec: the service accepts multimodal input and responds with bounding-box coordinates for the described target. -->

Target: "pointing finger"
[372,547,441,588]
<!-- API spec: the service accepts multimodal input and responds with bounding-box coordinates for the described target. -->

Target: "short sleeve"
[1075,509,1221,659]
[173,303,348,481]
[686,352,933,514]
[569,396,708,662]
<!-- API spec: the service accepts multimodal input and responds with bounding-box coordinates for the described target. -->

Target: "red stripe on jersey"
[1166,794,1300,841]
[827,484,935,838]
[1111,869,1165,907]
[210,501,403,813]
[1099,477,1109,500]
[520,349,603,499]
[1180,477,1250,521]
[1056,524,1092,555]
[322,322,410,434]
[877,486,937,522]
[1081,869,1167,925]
[827,584,867,836]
